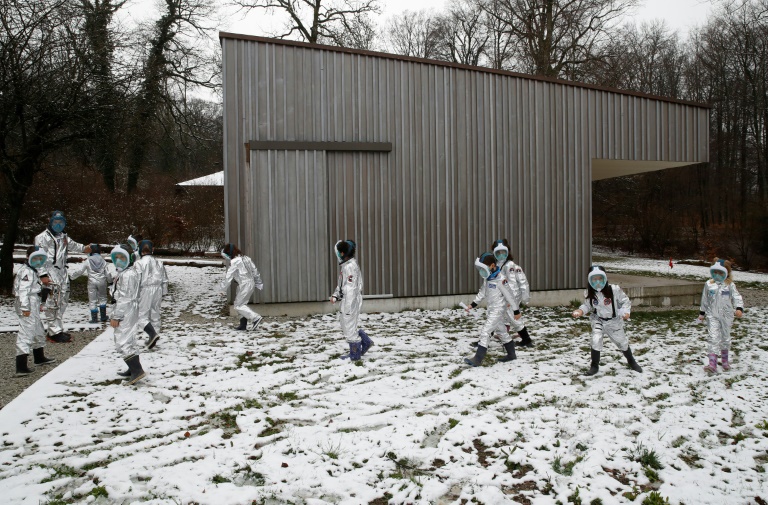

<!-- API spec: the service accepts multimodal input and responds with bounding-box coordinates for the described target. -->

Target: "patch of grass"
[448,418,459,429]
[450,381,466,390]
[277,391,299,402]
[628,443,664,470]
[552,455,584,476]
[212,474,231,484]
[590,499,603,505]
[641,491,671,505]
[644,466,660,483]
[448,368,462,379]
[89,486,108,498]
[671,436,686,448]
[234,398,263,411]
[567,487,582,504]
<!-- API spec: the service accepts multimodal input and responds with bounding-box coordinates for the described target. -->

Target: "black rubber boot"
[89,309,98,323]
[498,341,517,362]
[144,324,159,350]
[33,347,56,365]
[623,347,643,373]
[123,354,146,385]
[585,349,600,376]
[464,345,487,367]
[47,332,72,343]
[117,369,131,377]
[234,317,247,331]
[518,327,533,347]
[99,305,108,322]
[16,354,33,376]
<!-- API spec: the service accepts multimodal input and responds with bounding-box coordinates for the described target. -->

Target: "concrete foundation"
[234,273,702,317]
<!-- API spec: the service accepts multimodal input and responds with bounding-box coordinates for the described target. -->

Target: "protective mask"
[28,251,47,270]
[589,274,607,291]
[221,252,231,261]
[112,252,130,271]
[50,218,66,234]
[710,269,726,283]
[493,242,508,264]
[474,258,491,279]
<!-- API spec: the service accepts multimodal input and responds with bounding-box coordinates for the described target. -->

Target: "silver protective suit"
[34,230,85,335]
[13,264,46,356]
[699,280,744,354]
[69,255,113,310]
[499,260,529,332]
[111,266,142,359]
[221,255,263,323]
[332,258,363,343]
[578,284,631,352]
[472,273,518,348]
[135,255,168,332]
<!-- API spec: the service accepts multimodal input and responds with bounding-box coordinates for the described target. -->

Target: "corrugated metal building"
[220,33,709,305]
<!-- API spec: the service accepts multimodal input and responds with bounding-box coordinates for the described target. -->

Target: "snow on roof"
[176,171,223,186]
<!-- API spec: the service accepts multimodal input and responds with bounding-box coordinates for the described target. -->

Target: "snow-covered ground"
[1,260,767,504]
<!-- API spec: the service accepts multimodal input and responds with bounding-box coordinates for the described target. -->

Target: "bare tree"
[385,9,445,58]
[483,0,639,78]
[231,0,380,45]
[125,0,220,192]
[482,0,516,69]
[435,0,489,65]
[0,1,106,292]
[322,12,378,49]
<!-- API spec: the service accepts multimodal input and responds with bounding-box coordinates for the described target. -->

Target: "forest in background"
[2,0,767,293]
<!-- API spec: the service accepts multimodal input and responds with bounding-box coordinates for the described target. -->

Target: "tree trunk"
[0,165,34,294]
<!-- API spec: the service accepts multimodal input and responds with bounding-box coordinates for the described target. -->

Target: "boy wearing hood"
[110,244,146,385]
[69,244,113,323]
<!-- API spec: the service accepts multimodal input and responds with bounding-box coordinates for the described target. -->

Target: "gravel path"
[0,327,104,409]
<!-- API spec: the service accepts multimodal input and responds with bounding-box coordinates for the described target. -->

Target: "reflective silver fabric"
[111,266,142,359]
[332,258,363,343]
[34,230,84,335]
[69,256,113,310]
[578,284,631,352]
[472,273,517,348]
[13,264,46,355]
[499,260,527,332]
[135,255,168,332]
[221,255,262,322]
[700,280,744,354]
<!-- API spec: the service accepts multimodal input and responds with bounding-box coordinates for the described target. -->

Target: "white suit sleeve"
[500,279,519,312]
[34,234,51,278]
[578,290,591,315]
[66,237,85,253]
[472,284,486,306]
[220,264,236,293]
[68,262,88,280]
[731,283,744,310]
[161,261,169,296]
[517,268,531,303]
[614,285,631,317]
[699,284,710,315]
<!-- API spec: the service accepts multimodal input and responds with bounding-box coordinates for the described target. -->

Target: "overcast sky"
[120,0,716,41]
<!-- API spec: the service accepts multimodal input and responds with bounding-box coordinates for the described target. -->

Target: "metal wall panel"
[222,36,710,302]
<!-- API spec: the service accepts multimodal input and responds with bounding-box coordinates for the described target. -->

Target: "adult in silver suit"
[134,240,168,349]
[34,211,91,342]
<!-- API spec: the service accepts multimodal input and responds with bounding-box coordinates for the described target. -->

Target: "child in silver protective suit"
[572,265,642,376]
[13,246,57,376]
[220,243,263,331]
[69,244,112,323]
[464,252,519,367]
[698,258,744,373]
[110,244,146,385]
[330,240,373,361]
[134,240,168,349]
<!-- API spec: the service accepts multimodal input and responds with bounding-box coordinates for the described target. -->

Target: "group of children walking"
[13,214,746,382]
[13,222,168,385]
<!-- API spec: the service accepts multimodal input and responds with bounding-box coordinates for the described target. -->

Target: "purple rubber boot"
[704,353,718,374]
[721,349,731,371]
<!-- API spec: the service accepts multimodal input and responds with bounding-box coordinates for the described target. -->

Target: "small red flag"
[669,258,673,269]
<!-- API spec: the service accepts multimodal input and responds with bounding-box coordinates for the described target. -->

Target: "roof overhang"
[591,160,701,181]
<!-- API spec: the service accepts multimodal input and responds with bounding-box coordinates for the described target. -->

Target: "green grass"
[629,443,664,470]
[641,491,671,505]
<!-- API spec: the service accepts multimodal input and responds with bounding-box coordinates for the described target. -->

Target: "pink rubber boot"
[704,353,718,373]
[721,350,731,371]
